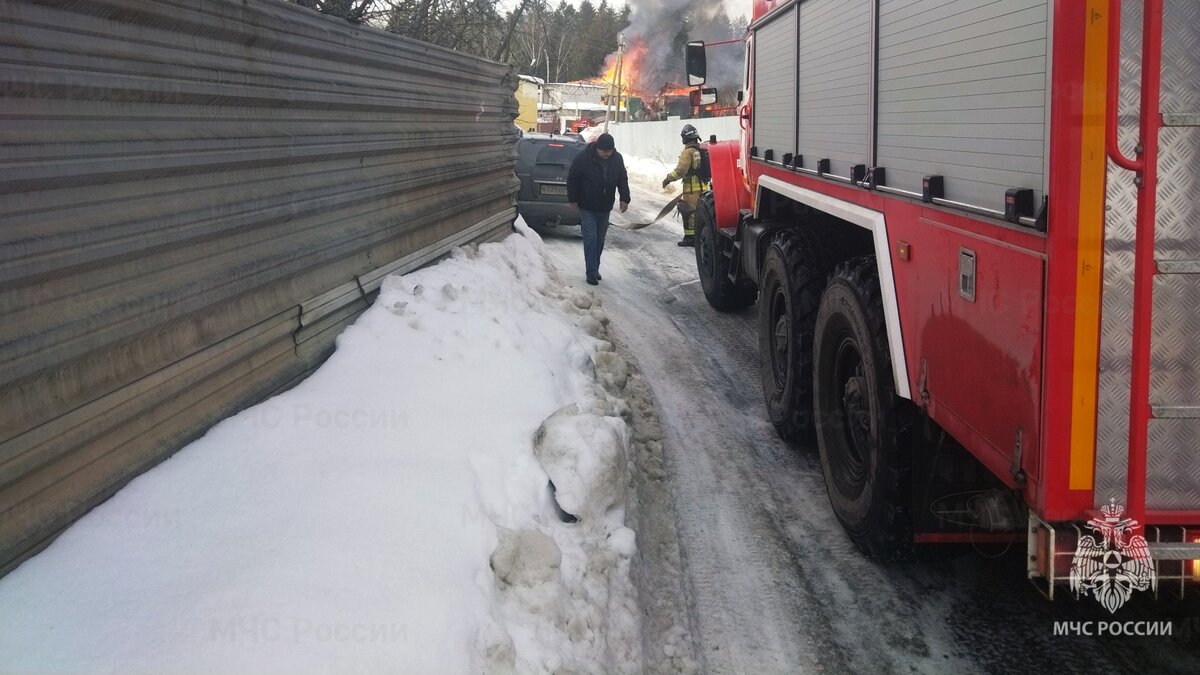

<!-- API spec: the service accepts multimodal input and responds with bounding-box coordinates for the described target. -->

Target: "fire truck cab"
[689,0,1200,597]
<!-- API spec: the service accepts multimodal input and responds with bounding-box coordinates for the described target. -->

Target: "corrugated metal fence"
[0,0,518,576]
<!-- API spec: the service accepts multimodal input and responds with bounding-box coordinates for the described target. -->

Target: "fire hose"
[616,195,681,230]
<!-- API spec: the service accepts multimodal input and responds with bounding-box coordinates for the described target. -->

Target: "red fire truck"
[687,0,1198,598]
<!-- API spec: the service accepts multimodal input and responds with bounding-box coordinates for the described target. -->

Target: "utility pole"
[614,35,625,125]
[603,36,623,132]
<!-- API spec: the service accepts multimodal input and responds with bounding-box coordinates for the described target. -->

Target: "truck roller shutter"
[875,0,1049,214]
[753,5,797,163]
[797,0,873,178]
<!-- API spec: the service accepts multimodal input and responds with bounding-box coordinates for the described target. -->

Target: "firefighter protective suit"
[662,141,705,246]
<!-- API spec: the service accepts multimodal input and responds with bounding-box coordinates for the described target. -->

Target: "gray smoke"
[621,0,747,101]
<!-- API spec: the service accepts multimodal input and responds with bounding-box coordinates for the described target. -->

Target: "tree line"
[288,1,623,83]
[288,1,745,91]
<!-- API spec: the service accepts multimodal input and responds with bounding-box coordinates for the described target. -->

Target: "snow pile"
[534,403,630,521]
[489,395,641,673]
[0,221,643,673]
[578,126,604,144]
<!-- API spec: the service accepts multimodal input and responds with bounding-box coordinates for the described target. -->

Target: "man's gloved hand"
[661,177,671,188]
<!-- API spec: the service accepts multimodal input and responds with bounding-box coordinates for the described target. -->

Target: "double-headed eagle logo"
[1069,500,1156,613]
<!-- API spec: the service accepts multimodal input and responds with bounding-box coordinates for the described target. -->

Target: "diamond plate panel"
[1148,420,1200,510]
[1157,126,1199,259]
[1095,0,1142,507]
[1160,0,1199,115]
[1095,246,1133,506]
[1151,275,1200,404]
[1157,0,1200,260]
[1097,1,1200,511]
[1150,2,1200,511]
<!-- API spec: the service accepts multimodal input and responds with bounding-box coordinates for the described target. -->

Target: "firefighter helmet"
[681,124,699,143]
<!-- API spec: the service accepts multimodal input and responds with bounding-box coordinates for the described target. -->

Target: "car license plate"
[540,184,567,195]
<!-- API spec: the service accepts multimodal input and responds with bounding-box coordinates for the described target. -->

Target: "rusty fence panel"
[0,0,518,575]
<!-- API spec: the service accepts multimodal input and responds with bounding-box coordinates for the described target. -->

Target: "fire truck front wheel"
[695,193,755,311]
[812,256,912,560]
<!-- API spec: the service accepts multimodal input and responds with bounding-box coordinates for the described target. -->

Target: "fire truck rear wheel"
[696,193,755,311]
[758,230,829,441]
[812,256,912,560]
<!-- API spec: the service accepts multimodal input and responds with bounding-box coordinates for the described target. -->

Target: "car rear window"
[517,139,582,171]
[534,143,580,167]
[517,141,543,167]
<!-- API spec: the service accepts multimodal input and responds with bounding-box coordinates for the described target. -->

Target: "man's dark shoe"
[586,277,598,286]
[677,236,694,247]
[596,273,602,281]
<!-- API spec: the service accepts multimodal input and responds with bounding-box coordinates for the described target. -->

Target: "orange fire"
[597,39,649,97]
[658,83,692,97]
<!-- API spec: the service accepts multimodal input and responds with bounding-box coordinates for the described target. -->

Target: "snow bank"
[0,220,643,673]
[623,155,680,197]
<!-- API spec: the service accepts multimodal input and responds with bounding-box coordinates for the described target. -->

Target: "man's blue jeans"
[579,208,611,281]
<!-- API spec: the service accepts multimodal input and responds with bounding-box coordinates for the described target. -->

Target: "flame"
[598,53,618,87]
[657,83,692,97]
[596,39,648,98]
[570,38,706,116]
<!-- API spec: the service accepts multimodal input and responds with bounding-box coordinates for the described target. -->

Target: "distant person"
[661,124,705,247]
[567,133,630,286]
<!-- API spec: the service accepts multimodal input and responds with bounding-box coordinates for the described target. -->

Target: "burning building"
[535,2,746,131]
[655,81,694,118]
[558,38,709,122]
[587,3,747,120]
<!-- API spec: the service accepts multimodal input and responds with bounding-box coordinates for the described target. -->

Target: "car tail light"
[548,143,564,148]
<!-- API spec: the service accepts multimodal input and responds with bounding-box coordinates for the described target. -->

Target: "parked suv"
[515,133,587,229]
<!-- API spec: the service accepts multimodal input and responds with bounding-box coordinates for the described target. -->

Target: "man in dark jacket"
[567,133,630,285]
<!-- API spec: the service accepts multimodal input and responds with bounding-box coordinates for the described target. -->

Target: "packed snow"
[0,221,649,673]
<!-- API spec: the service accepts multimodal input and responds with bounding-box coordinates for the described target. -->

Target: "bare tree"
[288,0,624,79]
[494,0,531,61]
[376,0,506,58]
[291,0,383,23]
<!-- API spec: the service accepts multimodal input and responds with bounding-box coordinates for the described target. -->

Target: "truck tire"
[695,193,755,311]
[758,230,829,441]
[812,256,912,560]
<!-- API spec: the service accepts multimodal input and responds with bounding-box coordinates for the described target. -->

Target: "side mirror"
[736,90,744,103]
[689,87,718,107]
[685,41,707,86]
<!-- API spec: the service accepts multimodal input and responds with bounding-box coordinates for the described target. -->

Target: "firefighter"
[661,124,705,247]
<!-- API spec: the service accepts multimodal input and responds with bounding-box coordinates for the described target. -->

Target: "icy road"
[537,176,1200,675]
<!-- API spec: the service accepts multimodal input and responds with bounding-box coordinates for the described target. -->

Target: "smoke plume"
[614,0,747,101]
